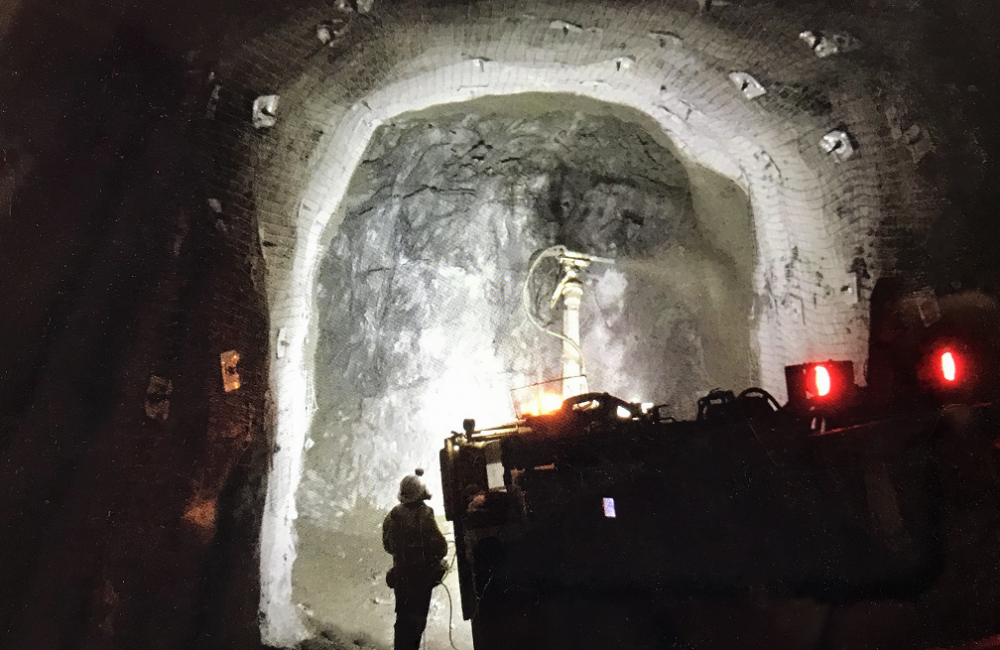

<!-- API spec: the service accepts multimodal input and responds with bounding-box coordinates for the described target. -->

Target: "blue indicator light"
[602,497,617,518]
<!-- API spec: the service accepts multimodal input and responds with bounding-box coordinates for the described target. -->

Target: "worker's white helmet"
[398,468,431,504]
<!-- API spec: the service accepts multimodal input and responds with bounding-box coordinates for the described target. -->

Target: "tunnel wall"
[0,15,273,650]
[203,0,966,642]
[0,0,997,648]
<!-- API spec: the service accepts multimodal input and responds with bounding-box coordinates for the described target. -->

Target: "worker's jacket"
[382,501,447,581]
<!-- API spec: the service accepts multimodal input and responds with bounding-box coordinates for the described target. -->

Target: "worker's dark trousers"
[394,581,434,650]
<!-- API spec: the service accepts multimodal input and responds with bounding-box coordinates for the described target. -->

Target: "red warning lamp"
[928,348,966,390]
[915,344,972,397]
[785,360,855,407]
[940,351,957,383]
[813,365,832,397]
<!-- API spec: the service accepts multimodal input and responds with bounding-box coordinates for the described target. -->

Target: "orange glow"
[183,496,217,529]
[813,365,832,397]
[520,393,562,418]
[539,393,562,414]
[941,351,957,382]
[220,350,241,393]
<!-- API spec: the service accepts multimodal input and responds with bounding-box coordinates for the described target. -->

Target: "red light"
[941,351,957,383]
[813,365,832,397]
[785,360,854,406]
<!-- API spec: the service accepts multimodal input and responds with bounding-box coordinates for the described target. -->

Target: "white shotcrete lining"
[255,14,883,646]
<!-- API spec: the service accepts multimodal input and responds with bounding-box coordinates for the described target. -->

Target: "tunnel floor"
[288,595,1000,650]
[294,519,472,650]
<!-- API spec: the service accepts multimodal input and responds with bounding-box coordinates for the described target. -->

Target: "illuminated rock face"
[300,103,753,526]
[295,102,755,648]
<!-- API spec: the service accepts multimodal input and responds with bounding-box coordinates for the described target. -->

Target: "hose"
[435,541,466,650]
[522,245,587,378]
[440,581,463,650]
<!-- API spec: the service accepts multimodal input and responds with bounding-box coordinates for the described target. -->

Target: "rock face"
[292,100,755,643]
[300,102,754,526]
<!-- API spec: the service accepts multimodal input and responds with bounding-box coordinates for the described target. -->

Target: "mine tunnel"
[1,0,999,649]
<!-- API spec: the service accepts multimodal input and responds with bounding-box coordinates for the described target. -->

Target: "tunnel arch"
[206,0,942,644]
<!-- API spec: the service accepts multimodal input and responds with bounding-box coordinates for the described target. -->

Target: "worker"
[382,468,448,650]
